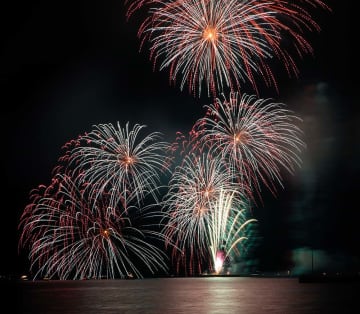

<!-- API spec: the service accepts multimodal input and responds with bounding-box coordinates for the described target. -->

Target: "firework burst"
[196,92,305,198]
[161,151,248,274]
[207,189,257,274]
[66,122,170,212]
[18,173,169,279]
[133,0,330,97]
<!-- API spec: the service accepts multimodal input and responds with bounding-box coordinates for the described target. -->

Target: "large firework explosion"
[18,122,174,279]
[18,173,169,279]
[127,0,330,97]
[194,92,306,200]
[65,122,171,212]
[161,150,254,274]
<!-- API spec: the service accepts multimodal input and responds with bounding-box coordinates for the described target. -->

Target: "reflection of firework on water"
[18,174,169,279]
[196,92,305,198]
[161,151,248,274]
[208,189,257,274]
[132,0,329,97]
[66,122,170,212]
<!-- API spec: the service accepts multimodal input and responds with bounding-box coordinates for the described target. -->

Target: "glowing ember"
[203,26,218,42]
[215,250,225,274]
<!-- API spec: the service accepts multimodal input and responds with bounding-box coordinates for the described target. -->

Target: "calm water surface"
[5,277,360,313]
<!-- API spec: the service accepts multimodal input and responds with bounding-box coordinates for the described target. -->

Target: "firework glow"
[207,189,257,274]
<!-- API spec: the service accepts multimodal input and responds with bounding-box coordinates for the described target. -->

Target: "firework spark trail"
[125,0,158,20]
[18,173,169,279]
[161,151,248,274]
[66,122,171,213]
[207,189,257,274]
[129,0,330,97]
[196,92,305,199]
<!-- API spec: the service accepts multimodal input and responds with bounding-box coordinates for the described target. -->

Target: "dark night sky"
[1,0,358,276]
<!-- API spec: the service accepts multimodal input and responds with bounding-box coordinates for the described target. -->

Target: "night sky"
[1,0,358,277]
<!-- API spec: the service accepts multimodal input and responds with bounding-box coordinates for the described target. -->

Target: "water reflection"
[8,277,360,314]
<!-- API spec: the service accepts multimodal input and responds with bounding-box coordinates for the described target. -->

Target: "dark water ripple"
[3,277,360,314]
